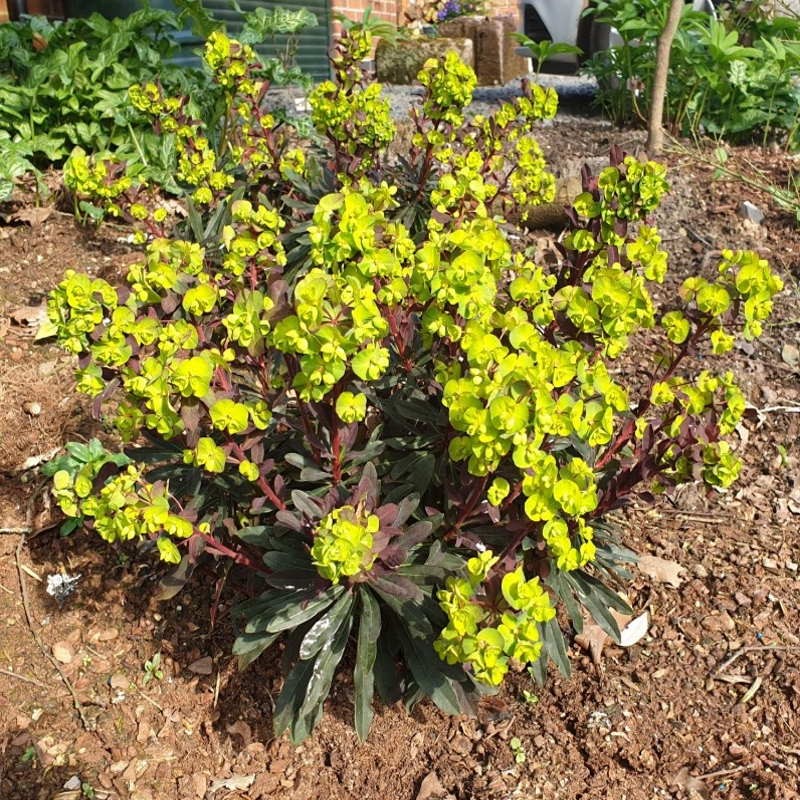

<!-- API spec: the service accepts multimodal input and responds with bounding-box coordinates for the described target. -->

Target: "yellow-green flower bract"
[434,552,556,685]
[311,505,379,584]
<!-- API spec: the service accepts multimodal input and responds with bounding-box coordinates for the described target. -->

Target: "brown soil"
[1,124,799,800]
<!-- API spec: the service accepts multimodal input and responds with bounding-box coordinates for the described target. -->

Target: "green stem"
[127,122,149,168]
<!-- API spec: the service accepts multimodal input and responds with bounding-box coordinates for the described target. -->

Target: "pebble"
[104,672,125,691]
[23,401,42,417]
[52,642,74,664]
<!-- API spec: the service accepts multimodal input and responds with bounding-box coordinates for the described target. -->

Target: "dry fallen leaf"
[9,304,48,328]
[670,766,707,797]
[52,642,74,664]
[187,656,213,675]
[208,774,255,794]
[415,771,447,800]
[637,554,685,588]
[574,608,634,664]
[574,623,610,664]
[11,206,54,226]
[782,342,800,368]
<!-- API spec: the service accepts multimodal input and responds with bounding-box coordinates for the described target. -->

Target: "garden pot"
[438,15,529,85]
[375,36,474,85]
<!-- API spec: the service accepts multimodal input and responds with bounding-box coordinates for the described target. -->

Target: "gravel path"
[381,72,601,122]
[268,73,604,125]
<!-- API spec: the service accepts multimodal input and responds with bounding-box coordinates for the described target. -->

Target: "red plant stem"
[444,476,488,540]
[595,320,710,471]
[595,418,637,471]
[196,530,271,575]
[285,357,323,463]
[229,440,287,511]
[330,412,342,485]
[386,308,414,372]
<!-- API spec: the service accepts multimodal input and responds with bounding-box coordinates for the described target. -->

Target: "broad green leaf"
[540,618,570,678]
[264,585,343,634]
[299,589,354,660]
[354,589,381,741]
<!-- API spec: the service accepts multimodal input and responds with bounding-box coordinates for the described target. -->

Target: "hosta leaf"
[299,589,354,660]
[354,589,381,741]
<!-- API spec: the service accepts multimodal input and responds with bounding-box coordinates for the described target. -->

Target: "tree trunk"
[646,0,684,156]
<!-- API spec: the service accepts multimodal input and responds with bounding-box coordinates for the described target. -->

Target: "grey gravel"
[267,73,602,125]
[380,72,600,122]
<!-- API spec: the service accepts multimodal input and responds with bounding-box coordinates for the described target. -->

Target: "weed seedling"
[142,652,164,685]
[510,737,527,765]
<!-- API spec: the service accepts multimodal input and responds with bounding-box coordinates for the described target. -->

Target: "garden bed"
[0,116,799,800]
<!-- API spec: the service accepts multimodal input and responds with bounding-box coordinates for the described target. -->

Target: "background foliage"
[584,0,800,146]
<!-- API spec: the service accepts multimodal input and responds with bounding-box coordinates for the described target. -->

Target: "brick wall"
[489,0,520,24]
[331,0,405,27]
[330,0,519,30]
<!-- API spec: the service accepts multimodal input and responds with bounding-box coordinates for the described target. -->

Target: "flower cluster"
[53,465,193,563]
[311,505,379,584]
[434,552,555,685]
[63,148,133,216]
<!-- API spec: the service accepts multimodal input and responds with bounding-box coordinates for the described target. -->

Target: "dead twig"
[714,644,800,677]
[696,765,749,780]
[15,534,92,730]
[135,686,166,715]
[738,675,763,704]
[0,666,49,689]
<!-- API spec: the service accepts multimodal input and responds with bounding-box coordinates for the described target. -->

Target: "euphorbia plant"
[44,22,782,742]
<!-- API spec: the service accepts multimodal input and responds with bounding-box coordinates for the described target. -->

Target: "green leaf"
[294,610,353,742]
[273,657,316,739]
[528,648,549,687]
[540,618,570,678]
[243,589,314,633]
[234,525,271,547]
[354,589,381,741]
[264,585,343,634]
[232,631,279,669]
[299,589,354,660]
[545,571,583,634]
[395,622,462,717]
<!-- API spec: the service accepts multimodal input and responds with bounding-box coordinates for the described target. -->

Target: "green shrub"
[585,0,800,146]
[0,10,207,175]
[44,24,782,743]
[0,5,316,202]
